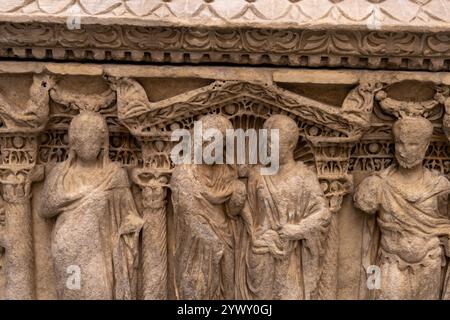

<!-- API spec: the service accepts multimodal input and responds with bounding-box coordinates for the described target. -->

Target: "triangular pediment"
[111,78,371,143]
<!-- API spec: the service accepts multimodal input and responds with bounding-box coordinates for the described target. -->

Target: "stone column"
[307,125,362,300]
[110,76,173,300]
[133,167,171,300]
[0,137,44,300]
[0,73,54,299]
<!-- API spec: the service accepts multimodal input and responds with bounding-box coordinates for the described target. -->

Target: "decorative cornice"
[2,22,450,70]
[3,1,450,70]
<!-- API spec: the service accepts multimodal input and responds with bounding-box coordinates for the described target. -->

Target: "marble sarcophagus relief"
[4,0,450,301]
[0,65,449,300]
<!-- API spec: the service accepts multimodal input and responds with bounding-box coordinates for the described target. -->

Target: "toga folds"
[354,165,450,300]
[39,161,143,300]
[170,164,240,300]
[237,163,331,300]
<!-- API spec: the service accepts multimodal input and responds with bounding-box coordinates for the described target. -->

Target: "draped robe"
[354,165,450,300]
[170,164,239,300]
[39,161,143,300]
[238,162,330,300]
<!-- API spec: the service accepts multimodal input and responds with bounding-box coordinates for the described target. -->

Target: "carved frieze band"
[3,23,450,70]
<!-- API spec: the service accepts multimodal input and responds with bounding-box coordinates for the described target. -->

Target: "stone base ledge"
[1,61,450,85]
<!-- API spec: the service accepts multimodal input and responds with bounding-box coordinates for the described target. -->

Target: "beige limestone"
[1,0,450,32]
[0,65,447,300]
[239,115,331,300]
[38,111,143,299]
[355,117,450,299]
[3,0,450,301]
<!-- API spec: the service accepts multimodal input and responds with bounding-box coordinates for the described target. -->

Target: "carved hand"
[255,229,286,259]
[279,223,304,241]
[119,214,144,236]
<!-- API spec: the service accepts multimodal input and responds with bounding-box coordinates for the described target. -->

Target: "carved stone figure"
[170,114,246,300]
[0,63,446,300]
[237,115,331,300]
[38,111,143,300]
[354,116,450,300]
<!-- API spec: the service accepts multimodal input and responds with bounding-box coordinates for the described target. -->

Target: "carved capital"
[131,167,171,210]
[0,165,44,204]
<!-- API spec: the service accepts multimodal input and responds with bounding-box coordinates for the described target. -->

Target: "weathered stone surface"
[3,1,450,301]
[0,0,450,31]
[3,1,450,70]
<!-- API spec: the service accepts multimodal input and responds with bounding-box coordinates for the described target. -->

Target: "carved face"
[198,114,233,164]
[395,135,428,169]
[69,112,108,163]
[393,117,433,169]
[72,130,104,162]
[264,115,298,164]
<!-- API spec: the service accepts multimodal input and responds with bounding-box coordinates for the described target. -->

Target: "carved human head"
[199,114,233,136]
[198,114,233,146]
[263,114,299,164]
[195,114,233,165]
[69,111,109,163]
[392,117,433,169]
